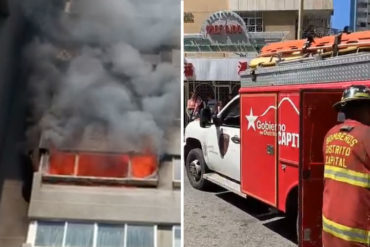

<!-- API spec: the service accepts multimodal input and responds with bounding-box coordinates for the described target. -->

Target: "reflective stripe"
[324,165,370,188]
[323,216,370,244]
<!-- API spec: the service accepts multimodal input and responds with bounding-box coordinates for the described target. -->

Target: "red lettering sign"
[184,63,194,78]
[206,24,243,35]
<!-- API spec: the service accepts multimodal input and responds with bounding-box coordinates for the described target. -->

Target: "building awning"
[184,57,252,81]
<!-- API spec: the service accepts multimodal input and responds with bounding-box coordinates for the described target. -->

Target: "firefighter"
[322,85,370,247]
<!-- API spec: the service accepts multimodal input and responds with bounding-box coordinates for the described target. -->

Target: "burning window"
[43,150,158,181]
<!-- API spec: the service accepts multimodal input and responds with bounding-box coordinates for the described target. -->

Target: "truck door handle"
[231,135,240,144]
[266,144,274,155]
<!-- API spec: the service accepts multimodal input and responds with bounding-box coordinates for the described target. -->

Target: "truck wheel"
[186,148,210,190]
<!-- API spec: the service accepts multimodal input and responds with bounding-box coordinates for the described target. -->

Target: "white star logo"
[246,108,258,131]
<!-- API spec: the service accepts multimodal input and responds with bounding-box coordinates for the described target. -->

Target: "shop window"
[195,84,214,101]
[172,226,181,247]
[31,221,156,247]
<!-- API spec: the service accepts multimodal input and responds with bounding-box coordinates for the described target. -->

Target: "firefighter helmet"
[333,85,370,111]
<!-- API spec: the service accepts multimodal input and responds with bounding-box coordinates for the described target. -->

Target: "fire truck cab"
[184,31,370,247]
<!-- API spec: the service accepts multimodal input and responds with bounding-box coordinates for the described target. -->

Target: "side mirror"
[199,108,211,128]
[212,115,222,127]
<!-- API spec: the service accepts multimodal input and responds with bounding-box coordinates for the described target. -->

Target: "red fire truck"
[184,31,370,247]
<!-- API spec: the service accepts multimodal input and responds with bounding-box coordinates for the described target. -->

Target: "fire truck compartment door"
[205,99,241,182]
[241,93,277,206]
[299,90,342,247]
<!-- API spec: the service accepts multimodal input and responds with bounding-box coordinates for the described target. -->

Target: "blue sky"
[332,0,351,29]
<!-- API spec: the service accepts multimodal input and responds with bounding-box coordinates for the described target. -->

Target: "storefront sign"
[201,11,248,44]
[205,24,243,35]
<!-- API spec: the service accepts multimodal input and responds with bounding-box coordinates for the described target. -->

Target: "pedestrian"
[193,94,204,120]
[187,92,202,121]
[322,85,370,247]
[206,94,217,115]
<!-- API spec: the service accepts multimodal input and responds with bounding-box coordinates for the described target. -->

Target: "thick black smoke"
[22,0,180,153]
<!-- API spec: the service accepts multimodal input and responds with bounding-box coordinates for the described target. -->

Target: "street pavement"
[184,173,297,247]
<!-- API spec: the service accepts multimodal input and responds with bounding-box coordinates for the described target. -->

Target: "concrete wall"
[157,226,175,247]
[229,0,333,11]
[28,160,180,225]
[184,0,229,33]
[263,11,297,40]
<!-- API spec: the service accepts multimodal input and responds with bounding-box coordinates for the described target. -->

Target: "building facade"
[350,0,370,31]
[23,145,181,247]
[0,1,181,247]
[185,0,334,40]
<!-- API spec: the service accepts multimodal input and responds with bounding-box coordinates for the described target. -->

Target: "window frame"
[172,225,181,247]
[241,12,263,33]
[220,99,240,128]
[29,221,157,247]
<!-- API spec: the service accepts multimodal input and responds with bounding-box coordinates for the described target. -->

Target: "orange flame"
[48,150,157,179]
[131,155,157,178]
[77,153,130,178]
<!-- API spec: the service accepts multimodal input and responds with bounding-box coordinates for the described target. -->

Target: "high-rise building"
[0,1,181,247]
[350,0,370,31]
[185,0,334,41]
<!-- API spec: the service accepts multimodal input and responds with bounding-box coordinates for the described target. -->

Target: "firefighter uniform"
[322,86,370,247]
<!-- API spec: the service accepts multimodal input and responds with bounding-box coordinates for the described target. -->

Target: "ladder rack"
[241,52,370,87]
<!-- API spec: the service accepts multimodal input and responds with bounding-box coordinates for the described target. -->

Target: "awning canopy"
[184,57,252,81]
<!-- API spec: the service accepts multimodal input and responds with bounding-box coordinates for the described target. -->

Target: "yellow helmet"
[333,85,370,111]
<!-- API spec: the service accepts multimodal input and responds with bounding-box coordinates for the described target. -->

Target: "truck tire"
[186,148,210,190]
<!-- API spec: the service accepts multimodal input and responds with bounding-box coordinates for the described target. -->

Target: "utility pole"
[298,0,304,39]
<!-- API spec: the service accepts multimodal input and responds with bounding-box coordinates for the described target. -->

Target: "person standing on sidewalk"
[322,85,370,247]
[187,92,204,122]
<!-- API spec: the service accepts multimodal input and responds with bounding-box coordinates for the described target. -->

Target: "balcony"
[40,150,159,186]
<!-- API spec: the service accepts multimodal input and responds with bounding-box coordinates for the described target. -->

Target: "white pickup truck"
[184,96,243,193]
